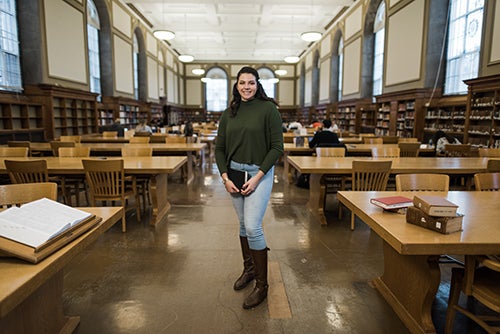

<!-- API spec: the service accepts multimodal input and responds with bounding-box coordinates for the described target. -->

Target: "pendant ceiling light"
[284,56,300,64]
[275,69,287,76]
[178,54,194,63]
[284,16,300,64]
[192,68,205,75]
[300,0,322,42]
[154,1,175,41]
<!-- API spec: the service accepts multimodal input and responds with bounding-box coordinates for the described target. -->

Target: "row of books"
[370,195,462,234]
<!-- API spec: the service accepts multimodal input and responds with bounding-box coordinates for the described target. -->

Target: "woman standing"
[215,66,284,309]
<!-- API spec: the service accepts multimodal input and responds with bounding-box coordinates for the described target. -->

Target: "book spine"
[412,197,456,217]
[406,207,462,234]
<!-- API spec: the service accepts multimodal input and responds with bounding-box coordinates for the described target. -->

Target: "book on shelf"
[0,198,100,263]
[370,195,414,211]
[406,206,463,234]
[412,195,458,217]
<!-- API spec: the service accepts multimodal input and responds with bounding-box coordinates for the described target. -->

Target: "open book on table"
[0,198,100,263]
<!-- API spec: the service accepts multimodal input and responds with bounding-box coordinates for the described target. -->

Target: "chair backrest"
[398,137,419,143]
[398,142,421,157]
[351,160,392,191]
[7,141,31,156]
[121,146,153,157]
[165,136,186,143]
[4,159,49,183]
[487,159,500,172]
[60,135,82,143]
[315,147,345,157]
[50,141,75,156]
[445,144,472,157]
[371,147,400,158]
[478,148,500,157]
[0,182,58,208]
[129,136,150,144]
[473,172,500,191]
[0,147,29,157]
[395,173,449,191]
[58,146,91,157]
[363,137,383,144]
[103,131,118,138]
[82,159,125,200]
[381,136,399,144]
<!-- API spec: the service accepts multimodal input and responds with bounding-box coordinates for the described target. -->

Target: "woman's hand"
[240,170,264,196]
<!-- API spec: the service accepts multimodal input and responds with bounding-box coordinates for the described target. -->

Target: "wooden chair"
[398,142,421,157]
[102,131,118,138]
[478,148,500,157]
[165,136,186,143]
[397,137,419,143]
[121,146,153,212]
[348,160,392,230]
[445,255,500,334]
[60,135,82,143]
[4,159,49,183]
[371,147,400,158]
[487,159,500,172]
[50,140,75,156]
[395,174,449,191]
[129,136,150,144]
[0,147,29,157]
[474,172,500,191]
[7,141,35,157]
[58,146,91,206]
[0,182,58,208]
[381,136,399,144]
[315,147,347,214]
[58,147,91,157]
[83,159,141,232]
[445,144,472,157]
[363,137,383,144]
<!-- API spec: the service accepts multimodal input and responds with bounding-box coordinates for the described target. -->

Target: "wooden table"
[0,156,186,226]
[336,190,500,334]
[0,206,123,334]
[28,143,204,184]
[282,144,436,183]
[287,156,489,225]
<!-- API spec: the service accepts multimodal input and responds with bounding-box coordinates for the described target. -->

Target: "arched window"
[204,67,228,112]
[372,1,385,96]
[0,0,22,92]
[133,34,139,100]
[257,67,276,99]
[444,0,484,94]
[87,0,101,98]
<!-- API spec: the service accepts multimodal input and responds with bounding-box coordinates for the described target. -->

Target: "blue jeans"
[229,161,274,250]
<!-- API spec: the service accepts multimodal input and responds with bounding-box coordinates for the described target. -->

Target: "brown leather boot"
[233,236,255,290]
[243,248,269,309]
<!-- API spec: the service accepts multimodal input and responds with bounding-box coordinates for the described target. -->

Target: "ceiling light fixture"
[201,77,210,83]
[300,31,322,42]
[284,56,300,64]
[300,0,322,42]
[192,68,205,75]
[269,78,280,84]
[153,30,175,41]
[154,1,175,41]
[275,69,287,76]
[178,54,194,63]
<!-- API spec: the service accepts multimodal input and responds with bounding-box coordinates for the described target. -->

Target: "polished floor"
[63,162,487,334]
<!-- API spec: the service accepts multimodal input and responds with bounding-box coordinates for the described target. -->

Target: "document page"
[0,198,92,248]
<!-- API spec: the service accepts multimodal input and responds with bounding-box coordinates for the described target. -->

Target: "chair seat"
[473,267,500,312]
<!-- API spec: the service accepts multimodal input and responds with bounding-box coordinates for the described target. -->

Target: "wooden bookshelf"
[423,95,467,144]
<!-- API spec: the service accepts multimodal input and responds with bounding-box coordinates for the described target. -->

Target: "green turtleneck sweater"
[215,98,284,175]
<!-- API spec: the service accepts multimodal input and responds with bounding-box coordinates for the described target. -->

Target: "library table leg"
[186,152,194,184]
[373,242,440,334]
[148,173,170,226]
[307,173,327,225]
[0,270,80,334]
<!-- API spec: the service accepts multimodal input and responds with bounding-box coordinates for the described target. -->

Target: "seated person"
[109,118,125,137]
[433,130,461,156]
[288,119,303,131]
[135,119,153,135]
[308,119,342,148]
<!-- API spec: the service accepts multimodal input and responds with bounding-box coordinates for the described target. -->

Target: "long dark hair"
[229,66,278,117]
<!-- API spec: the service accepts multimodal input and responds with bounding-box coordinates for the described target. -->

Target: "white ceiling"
[126,0,354,63]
